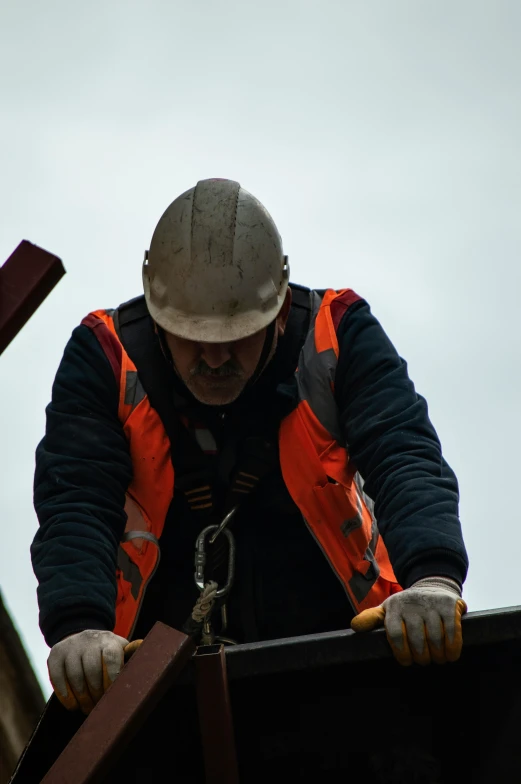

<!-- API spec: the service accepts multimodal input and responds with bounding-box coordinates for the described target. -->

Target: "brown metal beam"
[0,240,65,355]
[195,644,240,784]
[0,592,45,781]
[41,623,195,784]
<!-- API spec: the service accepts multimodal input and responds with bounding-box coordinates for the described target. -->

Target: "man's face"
[164,290,291,406]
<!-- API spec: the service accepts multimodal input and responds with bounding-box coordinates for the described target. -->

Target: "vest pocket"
[311,480,370,562]
[311,482,399,598]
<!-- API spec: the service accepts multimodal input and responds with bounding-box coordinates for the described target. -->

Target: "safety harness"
[113,285,314,641]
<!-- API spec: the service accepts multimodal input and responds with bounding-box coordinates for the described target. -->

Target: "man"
[32,178,468,717]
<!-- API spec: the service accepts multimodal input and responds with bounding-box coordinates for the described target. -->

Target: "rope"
[191,581,218,624]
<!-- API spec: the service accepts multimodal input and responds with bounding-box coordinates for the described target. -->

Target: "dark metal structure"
[0,240,65,355]
[195,645,240,784]
[11,606,521,784]
[1,240,64,782]
[40,625,195,783]
[0,593,45,784]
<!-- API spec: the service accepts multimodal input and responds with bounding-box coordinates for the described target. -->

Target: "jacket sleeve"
[334,296,468,589]
[32,324,133,647]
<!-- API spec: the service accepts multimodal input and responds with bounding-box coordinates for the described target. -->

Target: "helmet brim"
[148,284,288,344]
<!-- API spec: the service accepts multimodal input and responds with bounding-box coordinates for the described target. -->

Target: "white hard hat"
[143,178,289,343]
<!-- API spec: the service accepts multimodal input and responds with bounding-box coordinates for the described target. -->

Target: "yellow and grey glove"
[350,577,467,666]
[47,630,130,714]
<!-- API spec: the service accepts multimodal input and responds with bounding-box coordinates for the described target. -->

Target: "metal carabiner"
[194,525,236,599]
[208,506,238,544]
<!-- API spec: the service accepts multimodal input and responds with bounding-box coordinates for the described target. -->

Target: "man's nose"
[200,342,232,368]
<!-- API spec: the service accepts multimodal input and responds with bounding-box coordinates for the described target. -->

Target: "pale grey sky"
[1,0,520,694]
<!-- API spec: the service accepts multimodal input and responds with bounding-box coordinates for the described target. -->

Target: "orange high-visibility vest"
[83,289,400,639]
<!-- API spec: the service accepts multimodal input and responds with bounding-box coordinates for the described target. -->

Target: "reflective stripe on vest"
[82,310,173,639]
[279,289,400,612]
[83,289,400,638]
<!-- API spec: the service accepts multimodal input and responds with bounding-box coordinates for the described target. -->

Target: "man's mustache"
[189,359,244,379]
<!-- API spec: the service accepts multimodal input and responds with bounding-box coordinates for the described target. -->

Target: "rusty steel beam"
[0,240,65,355]
[41,623,195,784]
[195,644,240,784]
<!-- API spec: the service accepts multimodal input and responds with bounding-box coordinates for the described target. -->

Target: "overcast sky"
[1,0,520,695]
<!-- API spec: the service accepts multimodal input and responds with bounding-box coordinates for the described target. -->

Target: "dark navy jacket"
[32,293,468,647]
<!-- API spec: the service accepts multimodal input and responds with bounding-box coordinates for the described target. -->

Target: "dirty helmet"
[143,178,289,343]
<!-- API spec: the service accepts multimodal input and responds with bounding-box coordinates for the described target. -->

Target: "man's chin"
[185,377,246,406]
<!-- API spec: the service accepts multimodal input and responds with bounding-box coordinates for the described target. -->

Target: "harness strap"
[114,287,314,560]
[114,286,313,506]
[113,287,316,613]
[115,297,217,505]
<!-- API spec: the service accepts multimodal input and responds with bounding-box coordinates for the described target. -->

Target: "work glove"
[350,577,467,666]
[47,630,134,714]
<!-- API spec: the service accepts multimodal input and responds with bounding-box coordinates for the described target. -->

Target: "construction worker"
[32,178,468,717]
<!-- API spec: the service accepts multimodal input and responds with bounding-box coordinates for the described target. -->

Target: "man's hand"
[350,577,467,666]
[47,630,129,714]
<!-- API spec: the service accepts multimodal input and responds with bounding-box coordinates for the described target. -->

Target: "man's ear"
[277,287,292,336]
